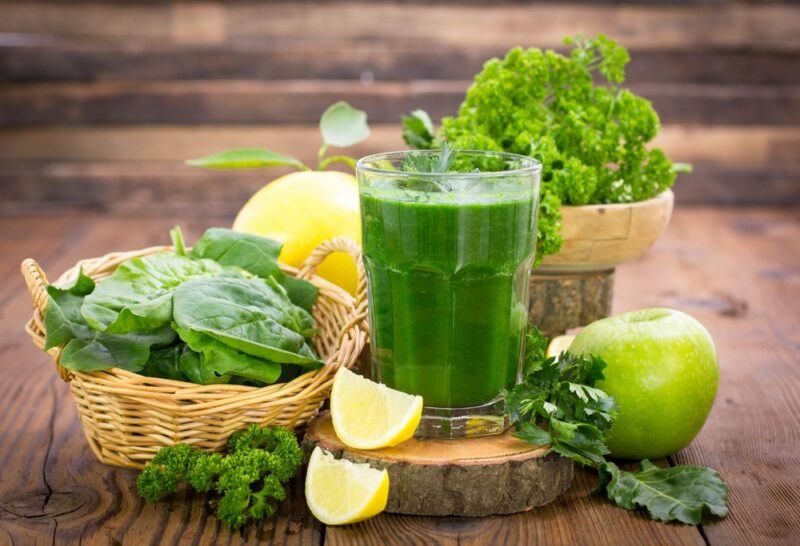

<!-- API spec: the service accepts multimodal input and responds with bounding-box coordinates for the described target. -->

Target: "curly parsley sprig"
[137,425,303,529]
[505,326,728,525]
[403,35,691,262]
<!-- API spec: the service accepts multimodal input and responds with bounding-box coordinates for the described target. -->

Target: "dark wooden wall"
[1,0,798,215]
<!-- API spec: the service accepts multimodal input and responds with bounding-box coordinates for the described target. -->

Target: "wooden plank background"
[0,0,799,215]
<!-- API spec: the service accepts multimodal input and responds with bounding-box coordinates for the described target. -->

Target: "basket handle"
[22,258,50,317]
[21,258,72,381]
[297,237,367,321]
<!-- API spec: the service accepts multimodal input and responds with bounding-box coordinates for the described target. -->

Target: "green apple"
[569,308,718,460]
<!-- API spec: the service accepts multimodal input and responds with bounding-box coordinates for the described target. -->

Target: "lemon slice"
[547,334,576,359]
[305,447,389,525]
[330,367,423,450]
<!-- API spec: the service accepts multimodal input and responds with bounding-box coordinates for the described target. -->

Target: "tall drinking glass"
[356,150,541,438]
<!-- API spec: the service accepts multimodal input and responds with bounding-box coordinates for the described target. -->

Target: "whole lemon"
[233,170,361,294]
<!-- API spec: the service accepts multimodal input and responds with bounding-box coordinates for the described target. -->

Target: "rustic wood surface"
[303,412,574,517]
[0,206,797,545]
[1,0,799,212]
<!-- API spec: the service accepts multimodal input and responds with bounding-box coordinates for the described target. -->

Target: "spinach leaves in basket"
[43,227,322,386]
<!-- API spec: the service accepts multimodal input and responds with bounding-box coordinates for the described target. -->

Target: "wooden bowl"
[539,190,674,273]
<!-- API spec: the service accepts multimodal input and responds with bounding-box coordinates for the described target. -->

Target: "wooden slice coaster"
[302,411,574,517]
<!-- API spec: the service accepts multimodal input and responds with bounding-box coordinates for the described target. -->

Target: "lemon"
[305,446,389,525]
[547,334,576,359]
[330,367,423,450]
[232,170,361,295]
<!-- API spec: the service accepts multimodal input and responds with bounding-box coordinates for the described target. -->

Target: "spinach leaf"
[189,228,318,311]
[45,269,176,372]
[172,276,321,367]
[142,345,191,381]
[81,252,223,333]
[174,326,282,385]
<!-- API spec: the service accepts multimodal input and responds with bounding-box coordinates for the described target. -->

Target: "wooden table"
[1,207,797,545]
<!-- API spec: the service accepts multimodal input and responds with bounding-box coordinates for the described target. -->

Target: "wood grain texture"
[1,207,797,544]
[3,36,799,84]
[324,466,706,546]
[2,2,799,51]
[1,1,798,208]
[2,124,797,212]
[2,161,798,215]
[1,80,798,126]
[5,124,798,165]
[303,412,574,517]
[540,190,674,272]
[612,208,800,546]
[529,270,615,338]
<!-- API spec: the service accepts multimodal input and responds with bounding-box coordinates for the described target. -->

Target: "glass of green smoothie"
[356,149,541,438]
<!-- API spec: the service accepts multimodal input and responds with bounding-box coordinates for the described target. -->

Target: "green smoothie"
[358,151,540,411]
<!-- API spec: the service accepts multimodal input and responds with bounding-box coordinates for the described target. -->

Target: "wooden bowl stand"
[530,190,674,336]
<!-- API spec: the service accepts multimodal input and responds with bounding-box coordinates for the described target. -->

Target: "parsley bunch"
[403,35,690,261]
[137,425,303,529]
[506,327,728,525]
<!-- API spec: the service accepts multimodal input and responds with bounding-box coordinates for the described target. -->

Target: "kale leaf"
[600,460,729,524]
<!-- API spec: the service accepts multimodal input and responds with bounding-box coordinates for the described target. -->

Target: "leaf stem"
[316,144,329,170]
[319,155,357,171]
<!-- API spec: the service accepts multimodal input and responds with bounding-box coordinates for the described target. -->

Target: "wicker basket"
[21,237,368,469]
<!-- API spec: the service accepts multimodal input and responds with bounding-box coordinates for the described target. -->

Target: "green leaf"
[81,252,224,334]
[188,227,318,311]
[402,109,437,149]
[602,460,729,524]
[171,226,187,257]
[514,422,552,446]
[141,345,190,381]
[44,268,96,349]
[172,276,321,366]
[174,327,283,385]
[186,148,307,171]
[44,270,176,372]
[401,142,456,175]
[319,101,370,148]
[548,422,609,467]
[57,326,176,372]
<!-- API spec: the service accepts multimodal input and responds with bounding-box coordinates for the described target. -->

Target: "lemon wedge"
[305,447,389,525]
[330,367,423,450]
[547,334,576,359]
